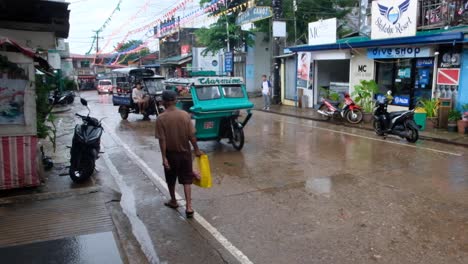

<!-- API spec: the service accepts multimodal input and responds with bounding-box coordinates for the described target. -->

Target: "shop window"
[80,60,90,68]
[376,58,434,108]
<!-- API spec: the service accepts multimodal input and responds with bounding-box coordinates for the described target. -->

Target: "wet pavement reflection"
[0,232,122,264]
[81,91,468,264]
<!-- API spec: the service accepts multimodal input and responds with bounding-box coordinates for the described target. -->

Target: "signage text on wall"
[371,0,417,40]
[308,18,337,45]
[367,47,433,59]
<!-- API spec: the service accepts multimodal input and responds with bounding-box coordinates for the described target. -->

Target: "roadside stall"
[0,37,51,190]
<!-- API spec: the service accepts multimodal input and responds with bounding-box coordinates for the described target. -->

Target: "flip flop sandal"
[186,211,194,218]
[164,202,179,209]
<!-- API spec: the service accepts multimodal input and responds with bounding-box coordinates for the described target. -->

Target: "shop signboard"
[416,58,434,67]
[181,45,191,57]
[437,68,460,85]
[224,52,233,73]
[367,47,433,59]
[393,95,410,106]
[296,52,311,89]
[371,0,417,40]
[308,18,337,45]
[236,7,272,25]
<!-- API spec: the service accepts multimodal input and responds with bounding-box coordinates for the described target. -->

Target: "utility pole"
[272,0,282,104]
[93,30,101,65]
[224,0,232,76]
[293,0,297,44]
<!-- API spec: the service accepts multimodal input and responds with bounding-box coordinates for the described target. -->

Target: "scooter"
[373,92,419,143]
[317,93,363,124]
[49,90,75,105]
[69,98,103,183]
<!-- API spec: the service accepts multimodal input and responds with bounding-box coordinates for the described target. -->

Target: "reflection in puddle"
[306,177,332,195]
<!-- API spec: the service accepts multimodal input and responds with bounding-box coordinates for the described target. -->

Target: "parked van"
[97,79,113,94]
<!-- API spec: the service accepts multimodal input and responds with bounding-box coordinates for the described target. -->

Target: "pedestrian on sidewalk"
[155,90,203,218]
[261,74,272,110]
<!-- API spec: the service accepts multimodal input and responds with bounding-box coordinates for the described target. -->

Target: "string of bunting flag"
[86,0,123,55]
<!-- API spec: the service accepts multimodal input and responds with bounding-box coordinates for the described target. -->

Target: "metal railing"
[418,0,467,29]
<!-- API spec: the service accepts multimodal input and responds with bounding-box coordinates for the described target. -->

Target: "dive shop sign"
[371,0,417,40]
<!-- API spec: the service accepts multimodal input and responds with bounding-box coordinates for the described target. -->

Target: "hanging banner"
[224,52,233,73]
[296,52,311,89]
[371,0,417,40]
[236,7,273,25]
[0,57,29,125]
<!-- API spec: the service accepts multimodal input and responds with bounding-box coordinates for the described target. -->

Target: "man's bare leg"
[183,184,193,212]
[167,183,177,205]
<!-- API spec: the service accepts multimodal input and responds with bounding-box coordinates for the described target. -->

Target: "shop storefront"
[369,46,437,109]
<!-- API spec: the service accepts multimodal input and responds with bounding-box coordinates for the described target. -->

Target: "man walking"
[155,90,202,218]
[261,74,272,110]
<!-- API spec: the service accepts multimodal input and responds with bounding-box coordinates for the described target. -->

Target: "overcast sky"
[67,0,209,55]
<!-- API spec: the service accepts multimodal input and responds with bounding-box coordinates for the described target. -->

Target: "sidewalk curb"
[51,106,72,114]
[0,186,101,205]
[255,108,468,148]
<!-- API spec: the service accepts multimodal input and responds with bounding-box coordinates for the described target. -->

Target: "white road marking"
[279,119,463,157]
[102,122,254,264]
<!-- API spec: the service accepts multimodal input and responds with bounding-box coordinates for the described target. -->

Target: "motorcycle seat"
[388,111,408,119]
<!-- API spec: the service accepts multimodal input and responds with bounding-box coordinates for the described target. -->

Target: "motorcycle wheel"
[66,96,74,104]
[346,109,363,124]
[406,127,419,143]
[373,120,385,136]
[319,105,331,121]
[231,125,245,150]
[69,157,95,183]
[120,111,129,120]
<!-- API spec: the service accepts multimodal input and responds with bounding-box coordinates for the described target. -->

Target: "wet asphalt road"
[81,91,467,264]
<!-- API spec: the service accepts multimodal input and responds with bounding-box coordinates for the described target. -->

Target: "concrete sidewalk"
[251,97,468,147]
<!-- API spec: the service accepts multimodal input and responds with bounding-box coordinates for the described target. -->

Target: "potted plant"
[457,104,468,134]
[462,104,468,121]
[418,98,439,130]
[352,80,378,123]
[447,110,461,132]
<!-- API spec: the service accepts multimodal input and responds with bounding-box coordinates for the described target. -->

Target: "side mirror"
[80,98,88,106]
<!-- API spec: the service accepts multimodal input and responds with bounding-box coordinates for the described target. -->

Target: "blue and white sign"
[224,52,233,73]
[371,0,417,40]
[416,58,434,67]
[393,95,410,106]
[367,47,433,59]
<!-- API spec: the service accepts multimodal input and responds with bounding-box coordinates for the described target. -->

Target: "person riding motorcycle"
[132,81,150,118]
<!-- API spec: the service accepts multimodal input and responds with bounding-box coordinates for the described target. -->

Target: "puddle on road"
[103,153,161,264]
[0,232,122,264]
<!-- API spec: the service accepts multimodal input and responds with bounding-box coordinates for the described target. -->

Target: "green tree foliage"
[255,0,357,44]
[115,40,150,65]
[195,0,254,55]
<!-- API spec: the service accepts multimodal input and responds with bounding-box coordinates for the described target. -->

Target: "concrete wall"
[0,28,56,50]
[457,48,468,110]
[349,49,375,95]
[245,32,271,93]
[192,47,221,73]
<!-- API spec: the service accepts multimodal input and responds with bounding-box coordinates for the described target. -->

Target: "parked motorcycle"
[317,93,363,124]
[69,98,103,183]
[49,90,75,105]
[373,92,419,143]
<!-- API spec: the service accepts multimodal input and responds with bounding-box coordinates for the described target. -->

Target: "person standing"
[261,74,272,110]
[155,90,202,218]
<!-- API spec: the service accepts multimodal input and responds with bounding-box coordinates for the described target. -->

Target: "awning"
[143,63,161,68]
[289,27,468,52]
[0,36,53,75]
[160,54,192,65]
[274,53,295,59]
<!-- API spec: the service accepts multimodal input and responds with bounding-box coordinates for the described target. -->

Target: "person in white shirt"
[261,74,272,110]
[132,82,149,118]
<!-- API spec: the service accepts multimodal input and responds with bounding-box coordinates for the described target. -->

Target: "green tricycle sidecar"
[164,76,254,150]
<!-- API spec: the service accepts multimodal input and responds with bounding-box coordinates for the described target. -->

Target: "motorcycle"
[372,92,419,143]
[49,90,75,105]
[317,93,363,124]
[69,98,104,183]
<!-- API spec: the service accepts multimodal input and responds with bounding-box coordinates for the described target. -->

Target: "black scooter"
[373,93,419,143]
[49,90,75,105]
[69,98,103,183]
